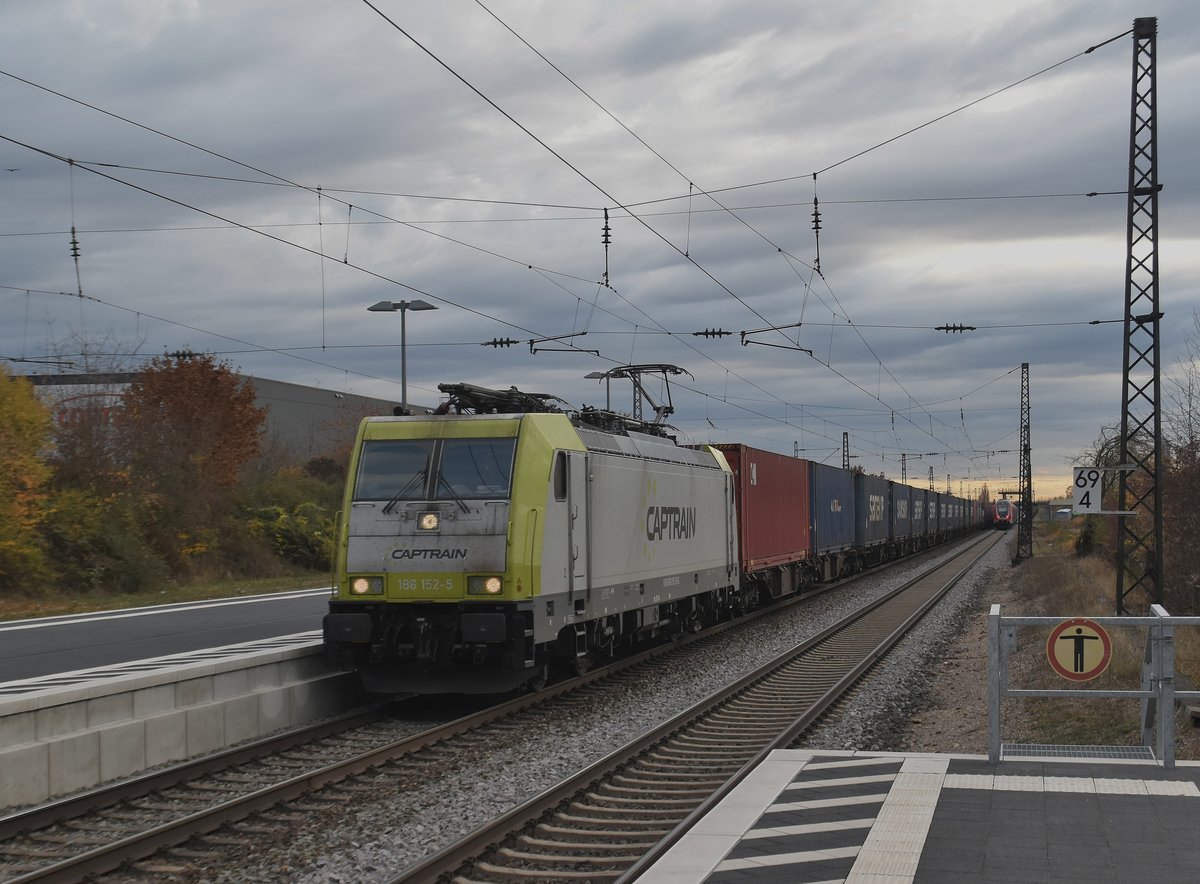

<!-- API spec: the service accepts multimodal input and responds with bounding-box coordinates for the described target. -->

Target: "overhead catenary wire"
[359,0,993,462]
[362,1,965,464]
[2,146,676,360]
[0,177,921,469]
[454,1,1115,465]
[0,13,1080,482]
[0,154,1129,222]
[0,69,610,294]
[344,9,875,448]
[2,136,1022,474]
[2,134,993,474]
[0,133,557,343]
[1,129,876,465]
[0,286,932,470]
[648,27,1133,197]
[0,18,1113,474]
[356,0,782,336]
[0,160,1083,462]
[0,284,408,387]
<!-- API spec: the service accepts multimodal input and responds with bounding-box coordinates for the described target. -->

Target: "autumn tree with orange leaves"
[0,365,53,592]
[116,353,266,574]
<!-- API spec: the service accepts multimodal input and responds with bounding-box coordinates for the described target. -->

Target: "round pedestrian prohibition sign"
[1046,618,1112,682]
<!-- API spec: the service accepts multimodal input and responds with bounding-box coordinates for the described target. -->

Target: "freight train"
[322,380,987,694]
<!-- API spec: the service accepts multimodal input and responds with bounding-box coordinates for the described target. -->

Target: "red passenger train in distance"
[992,498,1015,530]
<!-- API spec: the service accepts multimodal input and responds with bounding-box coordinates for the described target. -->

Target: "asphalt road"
[0,588,331,684]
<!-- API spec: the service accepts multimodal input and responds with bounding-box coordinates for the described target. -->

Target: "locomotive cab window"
[354,439,434,501]
[437,438,516,500]
[355,437,516,502]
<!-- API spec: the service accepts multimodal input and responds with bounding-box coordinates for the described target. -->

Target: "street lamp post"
[368,299,437,415]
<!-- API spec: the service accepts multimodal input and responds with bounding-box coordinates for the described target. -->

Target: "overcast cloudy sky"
[2,1,1197,500]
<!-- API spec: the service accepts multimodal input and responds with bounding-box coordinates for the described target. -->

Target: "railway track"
[0,534,991,883]
[396,530,1002,883]
[0,587,820,882]
[0,669,672,883]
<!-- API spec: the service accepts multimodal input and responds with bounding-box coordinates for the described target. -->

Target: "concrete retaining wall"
[0,639,369,812]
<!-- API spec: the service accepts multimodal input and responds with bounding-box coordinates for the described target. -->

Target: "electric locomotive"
[323,382,739,694]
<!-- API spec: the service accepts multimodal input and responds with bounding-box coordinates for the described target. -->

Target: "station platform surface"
[638,749,1200,883]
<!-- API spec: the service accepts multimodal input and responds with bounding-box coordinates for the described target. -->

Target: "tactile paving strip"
[704,755,904,883]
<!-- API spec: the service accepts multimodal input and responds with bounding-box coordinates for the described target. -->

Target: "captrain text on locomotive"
[322,381,987,693]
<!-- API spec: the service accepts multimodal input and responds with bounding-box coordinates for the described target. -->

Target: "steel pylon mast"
[1116,17,1164,614]
[1015,362,1033,561]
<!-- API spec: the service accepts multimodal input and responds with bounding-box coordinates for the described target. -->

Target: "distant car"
[1055,507,1073,521]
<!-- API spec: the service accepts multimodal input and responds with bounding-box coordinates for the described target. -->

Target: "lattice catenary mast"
[1015,362,1032,562]
[1116,17,1164,614]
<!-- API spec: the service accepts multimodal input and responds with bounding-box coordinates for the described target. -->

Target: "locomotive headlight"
[419,512,440,531]
[350,576,384,595]
[468,575,503,595]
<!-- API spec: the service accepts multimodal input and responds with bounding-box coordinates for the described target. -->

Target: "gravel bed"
[182,537,997,884]
[800,535,1010,752]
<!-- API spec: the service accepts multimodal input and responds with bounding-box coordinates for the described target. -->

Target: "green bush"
[244,501,334,572]
[240,466,342,512]
[41,489,169,593]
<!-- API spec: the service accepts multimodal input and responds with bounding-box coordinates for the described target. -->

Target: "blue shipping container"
[855,473,891,548]
[810,462,855,553]
[893,482,913,541]
[911,487,929,538]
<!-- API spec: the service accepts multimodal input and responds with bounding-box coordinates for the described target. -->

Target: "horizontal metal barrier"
[988,605,1200,768]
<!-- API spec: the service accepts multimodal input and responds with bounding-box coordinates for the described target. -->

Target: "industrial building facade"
[21,372,420,462]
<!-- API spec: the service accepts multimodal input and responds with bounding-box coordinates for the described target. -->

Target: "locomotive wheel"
[526,663,549,692]
[570,651,592,676]
[555,625,593,676]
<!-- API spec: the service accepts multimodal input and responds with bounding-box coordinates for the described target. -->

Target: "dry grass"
[1004,521,1200,755]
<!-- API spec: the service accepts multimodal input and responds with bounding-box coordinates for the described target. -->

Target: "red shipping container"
[711,444,812,575]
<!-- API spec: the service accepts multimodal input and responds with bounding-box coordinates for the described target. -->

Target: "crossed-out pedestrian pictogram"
[1046,617,1112,682]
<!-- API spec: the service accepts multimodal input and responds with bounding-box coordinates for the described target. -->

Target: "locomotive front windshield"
[437,438,516,499]
[354,437,517,502]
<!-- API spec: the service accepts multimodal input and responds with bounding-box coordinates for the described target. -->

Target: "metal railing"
[988,604,1200,768]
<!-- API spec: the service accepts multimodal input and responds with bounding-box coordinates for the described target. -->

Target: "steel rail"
[391,531,1001,883]
[620,530,1002,881]
[1,533,986,883]
[0,536,884,848]
[0,707,387,842]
